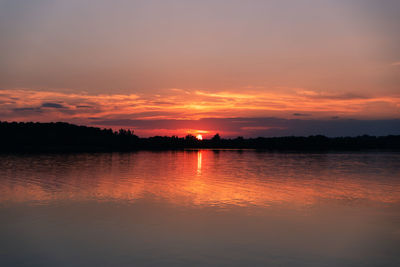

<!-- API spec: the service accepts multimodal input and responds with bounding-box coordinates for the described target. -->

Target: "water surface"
[0,151,399,266]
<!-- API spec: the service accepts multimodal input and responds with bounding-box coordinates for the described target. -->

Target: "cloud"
[296,90,370,100]
[0,89,399,134]
[92,117,400,137]
[293,113,310,116]
[41,102,65,108]
[13,107,42,113]
[76,105,92,108]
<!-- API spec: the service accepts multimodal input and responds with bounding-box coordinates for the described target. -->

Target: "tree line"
[0,121,399,152]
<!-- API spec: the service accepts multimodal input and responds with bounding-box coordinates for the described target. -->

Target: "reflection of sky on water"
[0,151,399,208]
[0,151,400,266]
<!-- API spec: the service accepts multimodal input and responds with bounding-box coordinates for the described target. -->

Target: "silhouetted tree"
[211,133,221,141]
[0,121,399,152]
[185,134,197,141]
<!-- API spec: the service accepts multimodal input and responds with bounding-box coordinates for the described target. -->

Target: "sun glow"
[196,134,203,140]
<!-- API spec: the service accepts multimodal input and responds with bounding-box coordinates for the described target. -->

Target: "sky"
[0,0,399,137]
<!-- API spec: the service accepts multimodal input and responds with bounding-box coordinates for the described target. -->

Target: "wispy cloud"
[91,117,400,137]
[293,113,310,117]
[0,88,399,135]
[41,102,66,108]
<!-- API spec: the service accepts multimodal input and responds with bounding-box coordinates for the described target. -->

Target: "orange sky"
[0,0,399,136]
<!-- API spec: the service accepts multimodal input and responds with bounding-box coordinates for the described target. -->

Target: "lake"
[0,151,399,266]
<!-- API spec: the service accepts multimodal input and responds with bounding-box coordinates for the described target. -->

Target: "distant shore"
[1,121,399,152]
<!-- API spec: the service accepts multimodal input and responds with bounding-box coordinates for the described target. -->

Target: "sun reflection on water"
[197,151,202,175]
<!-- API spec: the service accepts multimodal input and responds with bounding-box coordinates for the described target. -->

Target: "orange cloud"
[0,88,399,134]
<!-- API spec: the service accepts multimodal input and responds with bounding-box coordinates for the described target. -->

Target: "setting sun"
[1,1,400,266]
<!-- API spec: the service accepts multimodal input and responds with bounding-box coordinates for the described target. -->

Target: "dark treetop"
[0,121,399,152]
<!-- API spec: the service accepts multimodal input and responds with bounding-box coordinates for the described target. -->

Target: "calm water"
[0,151,399,266]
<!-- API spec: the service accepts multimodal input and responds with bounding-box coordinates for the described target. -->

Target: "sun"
[196,134,203,140]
